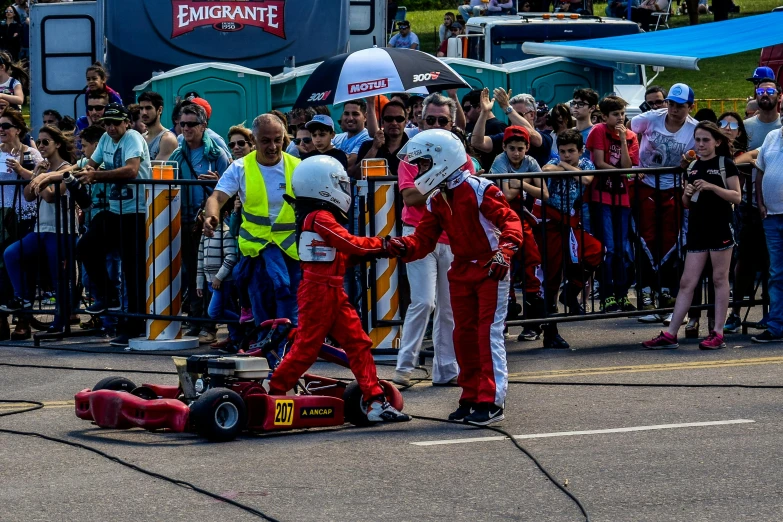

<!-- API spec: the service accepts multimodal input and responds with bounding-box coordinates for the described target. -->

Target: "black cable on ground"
[410,413,590,522]
[0,400,280,521]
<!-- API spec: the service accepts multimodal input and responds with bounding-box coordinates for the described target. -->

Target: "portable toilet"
[134,63,272,141]
[271,63,345,133]
[503,57,615,109]
[439,58,508,122]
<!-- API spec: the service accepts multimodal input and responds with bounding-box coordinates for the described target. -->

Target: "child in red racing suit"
[388,132,524,425]
[267,156,409,423]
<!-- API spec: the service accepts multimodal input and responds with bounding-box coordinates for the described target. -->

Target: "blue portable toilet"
[440,58,508,122]
[134,62,272,141]
[503,57,615,109]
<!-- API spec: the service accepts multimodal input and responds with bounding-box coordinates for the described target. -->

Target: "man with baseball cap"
[388,20,419,49]
[747,66,776,85]
[75,103,152,346]
[631,83,698,323]
[302,114,349,169]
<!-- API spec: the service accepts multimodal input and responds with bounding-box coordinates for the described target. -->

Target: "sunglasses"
[569,100,589,109]
[0,122,16,130]
[383,115,406,123]
[43,120,58,125]
[36,138,52,147]
[425,116,450,127]
[462,104,475,111]
[180,121,202,128]
[648,99,668,107]
[87,105,106,112]
[228,139,248,148]
[293,137,313,145]
[756,87,778,97]
[719,120,739,130]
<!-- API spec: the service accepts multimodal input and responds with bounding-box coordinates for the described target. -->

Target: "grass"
[405,0,780,99]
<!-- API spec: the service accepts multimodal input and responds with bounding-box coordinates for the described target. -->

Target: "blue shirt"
[544,157,595,214]
[91,129,151,215]
[333,129,371,156]
[389,31,420,49]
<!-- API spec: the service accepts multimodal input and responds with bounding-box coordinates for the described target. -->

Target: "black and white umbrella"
[293,47,470,108]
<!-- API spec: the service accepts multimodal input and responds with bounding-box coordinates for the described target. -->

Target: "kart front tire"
[130,386,158,400]
[92,376,137,392]
[190,388,246,442]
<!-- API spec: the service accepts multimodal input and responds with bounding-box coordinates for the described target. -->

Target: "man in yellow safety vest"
[204,114,302,325]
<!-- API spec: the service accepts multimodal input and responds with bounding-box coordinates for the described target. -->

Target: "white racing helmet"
[397,129,466,195]
[291,155,352,213]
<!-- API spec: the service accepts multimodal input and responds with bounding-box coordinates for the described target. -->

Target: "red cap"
[190,97,212,119]
[503,125,529,144]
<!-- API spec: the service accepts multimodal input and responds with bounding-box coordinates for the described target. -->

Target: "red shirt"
[586,123,640,207]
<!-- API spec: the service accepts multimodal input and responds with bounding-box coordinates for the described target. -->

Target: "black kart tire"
[130,386,158,400]
[190,388,246,442]
[343,380,372,427]
[92,376,137,392]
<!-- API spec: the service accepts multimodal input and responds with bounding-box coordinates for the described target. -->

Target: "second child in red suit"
[267,156,409,423]
[387,129,524,426]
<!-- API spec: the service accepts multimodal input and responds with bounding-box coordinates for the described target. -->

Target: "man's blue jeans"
[247,247,301,326]
[591,203,631,300]
[762,215,783,336]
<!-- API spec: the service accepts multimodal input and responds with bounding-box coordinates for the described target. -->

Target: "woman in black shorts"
[643,121,742,350]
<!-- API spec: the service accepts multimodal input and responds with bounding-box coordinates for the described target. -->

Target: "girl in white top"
[0,50,27,109]
[0,125,74,331]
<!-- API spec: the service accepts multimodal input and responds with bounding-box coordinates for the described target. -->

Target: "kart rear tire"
[380,380,404,412]
[130,386,158,400]
[92,376,137,392]
[343,380,372,427]
[190,388,246,442]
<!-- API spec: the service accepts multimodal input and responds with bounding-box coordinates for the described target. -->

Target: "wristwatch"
[504,106,514,115]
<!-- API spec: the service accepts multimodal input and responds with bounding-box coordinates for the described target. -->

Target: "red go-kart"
[74,319,403,442]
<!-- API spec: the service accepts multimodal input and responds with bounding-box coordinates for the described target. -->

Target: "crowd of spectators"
[0,5,780,359]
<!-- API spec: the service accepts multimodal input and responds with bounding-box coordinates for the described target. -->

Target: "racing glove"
[384,236,408,257]
[484,243,517,281]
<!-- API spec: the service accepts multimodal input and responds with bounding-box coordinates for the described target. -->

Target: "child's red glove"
[384,236,408,257]
[484,242,517,281]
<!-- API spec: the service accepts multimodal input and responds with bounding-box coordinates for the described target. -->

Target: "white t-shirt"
[631,109,698,190]
[758,128,783,215]
[215,155,287,223]
[37,161,72,234]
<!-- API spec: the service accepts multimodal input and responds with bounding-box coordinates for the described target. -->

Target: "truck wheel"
[190,388,246,442]
[343,380,372,427]
[92,376,137,392]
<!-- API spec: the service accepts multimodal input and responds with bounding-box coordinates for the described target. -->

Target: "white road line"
[410,419,756,447]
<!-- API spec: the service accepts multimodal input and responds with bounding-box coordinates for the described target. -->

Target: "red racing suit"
[268,210,385,402]
[398,172,524,407]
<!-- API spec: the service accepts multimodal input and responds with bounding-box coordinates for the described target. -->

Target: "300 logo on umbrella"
[307,90,331,102]
[347,79,389,95]
[413,72,441,83]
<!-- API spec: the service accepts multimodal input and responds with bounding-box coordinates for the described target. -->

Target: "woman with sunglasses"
[227,125,255,161]
[1,125,75,337]
[293,126,315,157]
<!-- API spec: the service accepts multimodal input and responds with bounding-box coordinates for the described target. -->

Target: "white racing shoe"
[362,398,411,423]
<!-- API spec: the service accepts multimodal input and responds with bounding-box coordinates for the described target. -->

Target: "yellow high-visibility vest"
[238,151,300,259]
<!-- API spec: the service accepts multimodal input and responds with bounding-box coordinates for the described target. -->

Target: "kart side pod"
[245,394,345,432]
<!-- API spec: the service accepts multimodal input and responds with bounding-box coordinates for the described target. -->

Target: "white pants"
[396,226,459,383]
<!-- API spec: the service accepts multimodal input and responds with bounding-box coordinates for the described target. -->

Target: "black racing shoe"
[544,332,570,349]
[448,403,474,421]
[464,403,505,426]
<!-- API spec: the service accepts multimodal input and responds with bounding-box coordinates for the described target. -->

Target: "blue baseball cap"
[666,83,694,105]
[305,114,334,131]
[747,66,776,83]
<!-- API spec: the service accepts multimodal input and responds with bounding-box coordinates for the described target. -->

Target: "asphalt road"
[2,313,783,522]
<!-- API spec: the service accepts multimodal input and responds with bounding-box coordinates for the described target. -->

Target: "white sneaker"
[638,313,664,323]
[362,399,411,423]
[662,313,686,327]
[392,370,412,387]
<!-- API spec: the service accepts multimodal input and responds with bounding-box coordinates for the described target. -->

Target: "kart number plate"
[274,399,294,426]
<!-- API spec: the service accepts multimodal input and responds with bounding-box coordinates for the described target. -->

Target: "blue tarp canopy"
[522,12,783,70]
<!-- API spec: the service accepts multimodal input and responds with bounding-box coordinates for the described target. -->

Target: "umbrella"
[293,47,470,108]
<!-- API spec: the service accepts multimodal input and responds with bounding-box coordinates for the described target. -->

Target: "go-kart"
[74,319,403,442]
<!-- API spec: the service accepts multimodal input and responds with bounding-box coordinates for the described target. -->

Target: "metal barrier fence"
[0,163,766,348]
